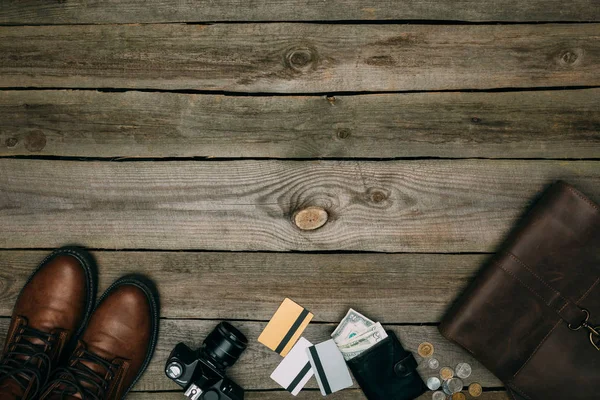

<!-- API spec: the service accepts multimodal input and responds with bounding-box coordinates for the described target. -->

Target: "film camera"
[165,322,248,400]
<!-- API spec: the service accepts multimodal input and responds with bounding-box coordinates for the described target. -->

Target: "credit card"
[258,298,313,356]
[306,339,353,396]
[270,337,314,396]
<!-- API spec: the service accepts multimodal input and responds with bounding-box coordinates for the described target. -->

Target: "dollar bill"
[337,322,388,361]
[337,322,388,348]
[331,309,375,345]
[339,347,368,361]
[339,341,381,361]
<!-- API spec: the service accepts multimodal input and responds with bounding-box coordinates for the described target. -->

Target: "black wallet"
[346,331,427,400]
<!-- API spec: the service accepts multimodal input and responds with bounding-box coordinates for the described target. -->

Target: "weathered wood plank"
[128,390,511,400]
[1,24,598,92]
[0,0,597,24]
[0,250,489,323]
[1,89,599,158]
[0,160,598,252]
[0,319,503,390]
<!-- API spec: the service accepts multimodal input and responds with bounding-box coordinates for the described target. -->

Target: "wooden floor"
[1,2,599,399]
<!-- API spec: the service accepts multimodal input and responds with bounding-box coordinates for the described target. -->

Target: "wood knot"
[557,49,583,67]
[285,46,318,72]
[5,137,18,148]
[370,190,387,203]
[24,131,46,152]
[365,188,392,208]
[293,206,328,231]
[336,128,351,139]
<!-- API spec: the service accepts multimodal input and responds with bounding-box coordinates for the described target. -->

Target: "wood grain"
[127,390,511,400]
[0,159,598,252]
[1,24,598,92]
[1,89,599,158]
[0,0,597,24]
[0,319,503,391]
[0,250,489,323]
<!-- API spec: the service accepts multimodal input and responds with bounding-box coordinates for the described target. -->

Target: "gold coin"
[417,342,434,357]
[439,366,454,380]
[452,393,466,400]
[468,383,483,397]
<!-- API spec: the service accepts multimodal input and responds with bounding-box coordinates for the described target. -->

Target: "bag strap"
[499,252,600,350]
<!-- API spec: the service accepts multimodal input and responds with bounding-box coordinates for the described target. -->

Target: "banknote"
[337,322,388,361]
[339,347,369,361]
[336,322,388,348]
[331,309,375,345]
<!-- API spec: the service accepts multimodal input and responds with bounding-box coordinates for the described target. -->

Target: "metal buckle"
[567,309,600,351]
[589,326,600,351]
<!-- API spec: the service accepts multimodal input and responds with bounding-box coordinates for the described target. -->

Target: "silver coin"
[442,377,464,394]
[442,382,452,396]
[432,391,446,400]
[442,385,452,396]
[427,377,442,391]
[428,358,440,369]
[455,362,472,379]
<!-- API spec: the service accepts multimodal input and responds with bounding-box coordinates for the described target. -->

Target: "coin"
[442,383,452,396]
[418,342,435,358]
[455,362,472,379]
[443,378,464,394]
[439,366,454,380]
[432,391,446,400]
[468,383,483,397]
[427,377,442,391]
[428,358,440,369]
[452,393,466,400]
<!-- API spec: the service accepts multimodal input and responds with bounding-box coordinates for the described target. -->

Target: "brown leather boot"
[0,247,97,400]
[40,275,159,400]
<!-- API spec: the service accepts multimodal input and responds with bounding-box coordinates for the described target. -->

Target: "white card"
[307,339,354,396]
[270,337,314,396]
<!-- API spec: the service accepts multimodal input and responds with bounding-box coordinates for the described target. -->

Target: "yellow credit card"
[258,298,314,356]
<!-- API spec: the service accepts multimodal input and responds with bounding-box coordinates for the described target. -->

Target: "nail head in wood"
[293,206,329,231]
[557,48,583,67]
[5,137,18,148]
[336,128,351,139]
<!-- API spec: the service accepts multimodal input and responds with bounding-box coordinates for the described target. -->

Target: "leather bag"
[439,181,599,400]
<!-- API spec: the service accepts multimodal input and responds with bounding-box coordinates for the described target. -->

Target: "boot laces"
[0,325,56,397]
[47,349,115,400]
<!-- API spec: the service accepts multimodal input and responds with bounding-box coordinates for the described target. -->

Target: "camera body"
[165,322,248,400]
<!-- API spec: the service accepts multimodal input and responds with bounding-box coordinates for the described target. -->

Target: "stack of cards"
[259,298,354,397]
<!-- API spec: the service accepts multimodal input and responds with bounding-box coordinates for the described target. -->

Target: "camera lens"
[203,322,248,370]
